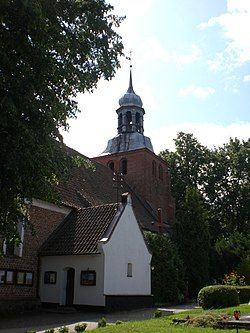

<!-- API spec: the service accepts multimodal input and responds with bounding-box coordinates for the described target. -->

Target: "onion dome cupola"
[117,68,144,134]
[101,67,154,155]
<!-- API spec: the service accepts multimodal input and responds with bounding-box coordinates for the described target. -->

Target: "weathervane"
[126,50,133,68]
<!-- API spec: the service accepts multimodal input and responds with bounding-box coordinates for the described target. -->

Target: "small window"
[16,271,33,286]
[136,112,140,124]
[127,263,132,277]
[6,270,14,285]
[126,111,132,125]
[108,161,114,171]
[152,160,156,177]
[16,271,25,285]
[120,159,127,175]
[80,270,96,286]
[0,270,5,284]
[44,271,57,284]
[5,241,15,256]
[159,165,163,180]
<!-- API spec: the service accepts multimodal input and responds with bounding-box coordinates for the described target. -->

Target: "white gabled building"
[39,193,152,309]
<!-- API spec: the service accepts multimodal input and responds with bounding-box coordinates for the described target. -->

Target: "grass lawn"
[96,304,250,333]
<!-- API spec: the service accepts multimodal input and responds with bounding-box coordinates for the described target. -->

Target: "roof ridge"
[78,202,120,211]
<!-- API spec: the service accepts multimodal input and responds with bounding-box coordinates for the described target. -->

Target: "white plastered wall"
[101,203,152,296]
[39,254,105,306]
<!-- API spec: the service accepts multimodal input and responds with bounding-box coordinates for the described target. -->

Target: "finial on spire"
[126,50,134,93]
[129,50,132,68]
[126,50,132,68]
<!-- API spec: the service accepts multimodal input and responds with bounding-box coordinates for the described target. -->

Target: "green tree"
[160,132,208,209]
[204,138,250,237]
[0,0,123,242]
[174,188,210,297]
[160,133,249,285]
[215,232,250,275]
[145,232,185,303]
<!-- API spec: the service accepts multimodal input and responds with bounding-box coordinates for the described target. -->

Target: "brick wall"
[0,205,67,300]
[93,148,175,224]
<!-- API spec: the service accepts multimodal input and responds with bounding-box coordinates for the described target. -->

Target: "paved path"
[0,304,197,333]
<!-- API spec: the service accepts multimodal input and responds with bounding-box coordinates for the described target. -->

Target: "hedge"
[197,285,240,309]
[236,286,250,304]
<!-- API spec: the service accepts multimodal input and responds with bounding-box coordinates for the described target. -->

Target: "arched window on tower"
[108,161,114,171]
[120,158,127,175]
[136,112,140,132]
[159,164,163,180]
[126,111,132,131]
[152,160,156,177]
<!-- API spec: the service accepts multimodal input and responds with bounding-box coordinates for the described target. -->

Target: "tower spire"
[127,51,134,93]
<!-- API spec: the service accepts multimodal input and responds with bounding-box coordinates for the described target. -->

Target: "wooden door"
[66,268,75,306]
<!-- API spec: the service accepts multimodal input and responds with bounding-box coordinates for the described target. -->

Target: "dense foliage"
[235,286,250,304]
[197,285,240,309]
[0,0,123,242]
[174,188,210,296]
[160,133,249,293]
[145,232,185,303]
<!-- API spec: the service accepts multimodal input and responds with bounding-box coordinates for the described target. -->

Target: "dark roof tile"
[39,203,121,256]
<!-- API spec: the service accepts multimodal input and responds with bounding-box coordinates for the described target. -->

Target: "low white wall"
[102,203,152,296]
[40,254,105,306]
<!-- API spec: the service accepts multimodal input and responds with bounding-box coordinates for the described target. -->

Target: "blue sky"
[64,0,250,157]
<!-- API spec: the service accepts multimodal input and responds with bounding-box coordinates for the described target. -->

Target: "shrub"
[223,271,245,286]
[115,321,123,325]
[236,286,250,304]
[98,317,107,328]
[188,314,221,328]
[58,327,69,333]
[26,331,36,333]
[197,285,240,309]
[44,330,54,333]
[74,323,87,332]
[154,309,163,318]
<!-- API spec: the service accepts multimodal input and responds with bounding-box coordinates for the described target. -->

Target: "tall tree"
[0,0,123,242]
[174,188,210,296]
[204,138,250,236]
[161,133,249,285]
[160,132,208,209]
[145,232,185,303]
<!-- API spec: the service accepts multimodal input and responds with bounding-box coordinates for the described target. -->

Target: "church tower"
[93,68,175,226]
[102,67,153,154]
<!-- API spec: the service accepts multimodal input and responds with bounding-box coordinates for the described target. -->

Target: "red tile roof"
[54,147,165,233]
[39,203,122,256]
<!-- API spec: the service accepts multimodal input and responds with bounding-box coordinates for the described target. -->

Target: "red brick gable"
[93,148,175,224]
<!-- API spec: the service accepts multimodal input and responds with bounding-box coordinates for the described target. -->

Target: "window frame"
[0,269,33,286]
[120,158,127,175]
[80,270,96,286]
[44,271,57,285]
[16,270,34,286]
[127,263,133,277]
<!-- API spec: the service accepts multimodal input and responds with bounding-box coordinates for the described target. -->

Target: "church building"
[94,68,175,225]
[0,69,174,310]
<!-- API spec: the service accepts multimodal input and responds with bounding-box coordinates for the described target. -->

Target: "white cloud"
[243,74,250,82]
[179,86,215,98]
[144,38,202,65]
[149,122,250,153]
[199,0,250,70]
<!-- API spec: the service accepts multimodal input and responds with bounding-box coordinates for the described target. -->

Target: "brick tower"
[93,67,175,225]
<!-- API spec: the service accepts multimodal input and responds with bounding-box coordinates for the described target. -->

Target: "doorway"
[66,268,75,306]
